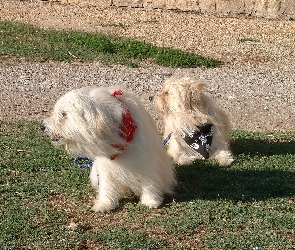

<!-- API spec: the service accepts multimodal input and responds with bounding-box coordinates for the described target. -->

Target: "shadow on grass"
[173,137,295,203]
[231,137,295,157]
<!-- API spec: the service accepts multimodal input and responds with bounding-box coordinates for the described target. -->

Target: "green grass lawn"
[0,20,294,249]
[0,21,219,68]
[1,120,295,249]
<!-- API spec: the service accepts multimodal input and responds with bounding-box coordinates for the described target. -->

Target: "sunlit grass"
[0,21,220,68]
[0,120,295,249]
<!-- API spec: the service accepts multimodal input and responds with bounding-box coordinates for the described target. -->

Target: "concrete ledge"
[50,0,295,19]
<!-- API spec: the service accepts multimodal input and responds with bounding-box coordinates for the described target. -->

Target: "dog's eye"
[164,91,169,96]
[61,111,67,118]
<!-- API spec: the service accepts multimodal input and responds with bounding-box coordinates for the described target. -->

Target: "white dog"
[154,77,234,167]
[41,86,176,212]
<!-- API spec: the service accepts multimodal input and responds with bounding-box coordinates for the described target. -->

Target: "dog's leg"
[140,185,163,209]
[168,138,196,165]
[91,159,122,212]
[211,149,234,167]
[89,166,99,190]
[209,132,234,167]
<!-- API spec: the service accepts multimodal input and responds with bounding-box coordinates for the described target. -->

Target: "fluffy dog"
[154,77,234,167]
[41,86,176,212]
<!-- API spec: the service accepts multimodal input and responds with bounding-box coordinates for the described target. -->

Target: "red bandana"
[110,90,137,160]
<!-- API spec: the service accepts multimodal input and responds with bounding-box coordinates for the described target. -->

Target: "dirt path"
[0,0,294,131]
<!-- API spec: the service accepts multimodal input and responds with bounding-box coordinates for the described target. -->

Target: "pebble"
[0,1,294,131]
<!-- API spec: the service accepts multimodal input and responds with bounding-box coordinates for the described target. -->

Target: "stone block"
[42,0,295,19]
[215,0,245,14]
[199,0,216,14]
[113,0,144,7]
[51,0,112,6]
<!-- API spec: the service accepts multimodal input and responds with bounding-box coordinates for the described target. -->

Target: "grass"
[238,38,260,43]
[1,120,295,249]
[1,17,292,249]
[0,20,220,68]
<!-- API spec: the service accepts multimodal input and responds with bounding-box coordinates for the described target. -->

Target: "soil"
[0,0,294,131]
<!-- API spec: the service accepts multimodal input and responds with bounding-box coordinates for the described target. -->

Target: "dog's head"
[154,77,206,116]
[41,88,125,158]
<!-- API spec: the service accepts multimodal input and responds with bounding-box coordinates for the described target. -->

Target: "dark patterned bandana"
[180,124,213,159]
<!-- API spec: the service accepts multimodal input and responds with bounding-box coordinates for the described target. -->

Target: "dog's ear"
[95,113,105,136]
[95,110,119,139]
[188,80,206,110]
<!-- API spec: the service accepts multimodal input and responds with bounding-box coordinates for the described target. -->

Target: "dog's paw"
[213,150,234,167]
[177,155,196,166]
[140,193,163,209]
[91,201,117,213]
[141,199,162,209]
[219,157,234,167]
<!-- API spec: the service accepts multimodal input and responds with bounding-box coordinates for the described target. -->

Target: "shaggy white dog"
[154,77,234,167]
[41,86,176,212]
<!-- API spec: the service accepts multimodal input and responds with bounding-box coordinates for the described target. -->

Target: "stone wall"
[53,0,295,19]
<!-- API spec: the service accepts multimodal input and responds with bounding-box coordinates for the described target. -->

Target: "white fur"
[42,86,176,212]
[155,77,234,167]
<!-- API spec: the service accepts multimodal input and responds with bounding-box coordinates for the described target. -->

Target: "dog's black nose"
[149,96,154,102]
[40,124,46,132]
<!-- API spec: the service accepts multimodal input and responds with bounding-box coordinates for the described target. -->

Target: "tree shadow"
[173,137,295,202]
